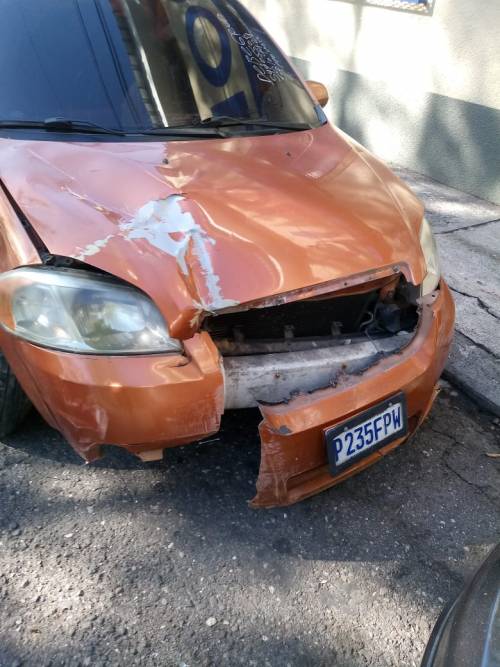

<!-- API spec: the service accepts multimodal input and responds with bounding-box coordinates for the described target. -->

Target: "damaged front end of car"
[209,272,418,410]
[0,122,454,507]
[203,267,453,506]
[0,251,454,508]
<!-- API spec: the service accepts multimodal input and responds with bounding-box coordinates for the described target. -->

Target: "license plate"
[325,393,408,475]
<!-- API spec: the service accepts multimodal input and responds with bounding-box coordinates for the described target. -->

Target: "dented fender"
[0,330,225,461]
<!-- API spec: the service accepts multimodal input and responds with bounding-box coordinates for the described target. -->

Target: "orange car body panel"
[0,330,224,461]
[0,124,427,336]
[253,283,454,507]
[0,121,454,506]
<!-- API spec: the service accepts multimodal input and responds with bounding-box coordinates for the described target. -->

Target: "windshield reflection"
[1,0,323,134]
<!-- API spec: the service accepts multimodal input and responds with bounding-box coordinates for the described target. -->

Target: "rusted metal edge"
[211,264,411,316]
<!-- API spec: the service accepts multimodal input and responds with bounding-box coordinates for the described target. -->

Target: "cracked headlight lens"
[0,267,181,354]
[419,217,441,295]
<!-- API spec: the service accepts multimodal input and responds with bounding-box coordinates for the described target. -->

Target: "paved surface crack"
[428,425,498,505]
[452,327,500,361]
[442,459,498,506]
[449,285,500,320]
[435,217,500,235]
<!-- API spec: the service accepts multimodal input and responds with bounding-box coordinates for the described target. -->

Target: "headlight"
[419,217,441,295]
[0,267,181,355]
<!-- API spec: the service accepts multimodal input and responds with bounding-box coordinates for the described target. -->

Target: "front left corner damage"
[0,331,226,463]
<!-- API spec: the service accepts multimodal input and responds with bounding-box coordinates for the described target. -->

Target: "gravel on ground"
[0,383,499,667]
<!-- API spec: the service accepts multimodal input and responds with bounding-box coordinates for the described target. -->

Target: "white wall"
[246,0,500,203]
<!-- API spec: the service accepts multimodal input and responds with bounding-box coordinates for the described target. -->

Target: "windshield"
[0,0,323,134]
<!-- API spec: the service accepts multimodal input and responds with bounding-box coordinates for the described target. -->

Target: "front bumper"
[252,282,454,506]
[0,281,454,506]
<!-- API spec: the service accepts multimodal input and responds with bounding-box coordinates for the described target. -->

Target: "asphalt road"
[0,382,499,667]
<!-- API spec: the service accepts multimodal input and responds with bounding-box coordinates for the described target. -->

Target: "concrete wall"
[246,0,500,204]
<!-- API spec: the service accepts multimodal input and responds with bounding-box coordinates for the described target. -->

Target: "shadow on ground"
[0,388,499,666]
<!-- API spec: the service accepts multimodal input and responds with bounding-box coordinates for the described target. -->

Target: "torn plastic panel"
[251,283,454,507]
[213,272,419,407]
[223,334,412,409]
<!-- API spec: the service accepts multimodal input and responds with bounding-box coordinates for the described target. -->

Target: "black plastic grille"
[204,290,378,342]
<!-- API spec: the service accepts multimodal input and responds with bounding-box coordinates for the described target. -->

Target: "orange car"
[0,0,454,507]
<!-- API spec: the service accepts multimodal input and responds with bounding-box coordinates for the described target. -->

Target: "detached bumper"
[0,281,454,506]
[252,281,455,507]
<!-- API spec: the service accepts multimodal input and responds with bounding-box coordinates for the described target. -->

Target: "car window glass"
[0,0,322,132]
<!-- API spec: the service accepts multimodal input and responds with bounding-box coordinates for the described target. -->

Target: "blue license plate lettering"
[383,412,392,435]
[373,416,383,441]
[333,437,343,458]
[354,426,365,451]
[364,421,374,446]
[327,396,407,473]
[345,431,355,456]
[392,406,402,430]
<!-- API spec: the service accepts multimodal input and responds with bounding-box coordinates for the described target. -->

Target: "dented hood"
[0,123,426,338]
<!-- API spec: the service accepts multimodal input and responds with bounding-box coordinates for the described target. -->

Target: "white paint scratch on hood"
[73,195,238,312]
[74,235,113,260]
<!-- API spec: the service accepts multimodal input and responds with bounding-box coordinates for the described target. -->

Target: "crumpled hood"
[0,123,426,338]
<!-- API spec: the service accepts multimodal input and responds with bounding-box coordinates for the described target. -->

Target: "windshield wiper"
[0,117,309,138]
[200,116,312,131]
[0,118,126,136]
[139,126,227,138]
[0,118,227,139]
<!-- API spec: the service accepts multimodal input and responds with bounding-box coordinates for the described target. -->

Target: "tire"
[0,351,32,438]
